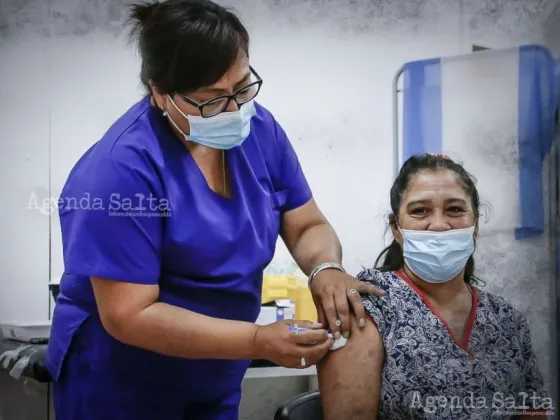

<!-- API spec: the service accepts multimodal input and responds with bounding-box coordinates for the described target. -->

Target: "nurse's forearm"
[290,222,342,274]
[110,302,259,359]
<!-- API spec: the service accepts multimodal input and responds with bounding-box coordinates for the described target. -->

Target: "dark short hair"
[129,0,250,95]
[375,153,483,285]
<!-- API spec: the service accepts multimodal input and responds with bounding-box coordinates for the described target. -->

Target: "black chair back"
[274,391,323,420]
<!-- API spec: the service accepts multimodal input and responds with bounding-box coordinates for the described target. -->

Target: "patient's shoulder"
[355,267,406,308]
[356,268,420,315]
[356,267,389,282]
[356,267,402,294]
[356,268,401,334]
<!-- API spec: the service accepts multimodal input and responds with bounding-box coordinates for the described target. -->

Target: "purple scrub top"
[45,96,312,403]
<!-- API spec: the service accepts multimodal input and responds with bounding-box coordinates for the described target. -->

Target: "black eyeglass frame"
[178,66,263,118]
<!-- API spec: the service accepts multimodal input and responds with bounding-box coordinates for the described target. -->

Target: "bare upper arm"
[317,316,384,420]
[90,276,159,338]
[280,198,327,248]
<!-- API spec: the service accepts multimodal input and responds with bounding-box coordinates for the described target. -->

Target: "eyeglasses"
[178,66,263,118]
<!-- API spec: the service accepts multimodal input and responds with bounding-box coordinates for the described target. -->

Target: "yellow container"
[261,274,297,304]
[293,285,318,323]
[262,274,318,323]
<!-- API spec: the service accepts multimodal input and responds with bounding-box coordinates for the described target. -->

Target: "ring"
[347,288,359,296]
[293,324,299,335]
[335,319,341,327]
[300,357,306,367]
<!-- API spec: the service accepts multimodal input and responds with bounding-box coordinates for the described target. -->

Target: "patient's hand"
[317,315,384,420]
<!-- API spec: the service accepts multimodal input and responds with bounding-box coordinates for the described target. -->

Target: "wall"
[0,0,558,419]
[544,3,560,56]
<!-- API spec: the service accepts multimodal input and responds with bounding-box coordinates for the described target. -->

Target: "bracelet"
[308,262,346,288]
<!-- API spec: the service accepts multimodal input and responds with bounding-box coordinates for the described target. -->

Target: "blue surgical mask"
[164,95,256,150]
[399,226,475,283]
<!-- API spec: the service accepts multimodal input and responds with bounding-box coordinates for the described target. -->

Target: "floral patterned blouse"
[357,268,551,419]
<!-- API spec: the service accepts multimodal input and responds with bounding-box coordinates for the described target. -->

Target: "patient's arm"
[317,316,384,420]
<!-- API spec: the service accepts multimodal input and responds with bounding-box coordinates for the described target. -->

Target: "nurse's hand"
[310,270,384,341]
[253,320,332,369]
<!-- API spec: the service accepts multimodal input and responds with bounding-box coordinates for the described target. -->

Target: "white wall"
[0,0,558,419]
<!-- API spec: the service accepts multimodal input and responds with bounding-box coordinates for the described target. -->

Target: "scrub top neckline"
[395,270,478,359]
[150,101,239,205]
[184,148,237,203]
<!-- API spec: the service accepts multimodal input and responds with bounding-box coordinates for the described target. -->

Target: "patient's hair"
[374,153,481,285]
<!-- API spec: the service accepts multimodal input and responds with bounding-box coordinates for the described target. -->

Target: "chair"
[274,391,323,420]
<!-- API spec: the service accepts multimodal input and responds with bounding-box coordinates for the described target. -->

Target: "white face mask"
[163,95,256,150]
[399,226,476,283]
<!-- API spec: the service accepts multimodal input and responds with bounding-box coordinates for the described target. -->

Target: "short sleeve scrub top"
[46,97,312,419]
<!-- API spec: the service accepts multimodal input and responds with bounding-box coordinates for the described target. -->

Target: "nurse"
[46,0,382,418]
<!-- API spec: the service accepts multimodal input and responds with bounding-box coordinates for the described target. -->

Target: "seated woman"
[317,153,551,420]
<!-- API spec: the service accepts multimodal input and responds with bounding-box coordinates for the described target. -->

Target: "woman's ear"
[149,81,166,111]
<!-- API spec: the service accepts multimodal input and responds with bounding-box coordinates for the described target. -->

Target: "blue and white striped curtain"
[401,45,559,239]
